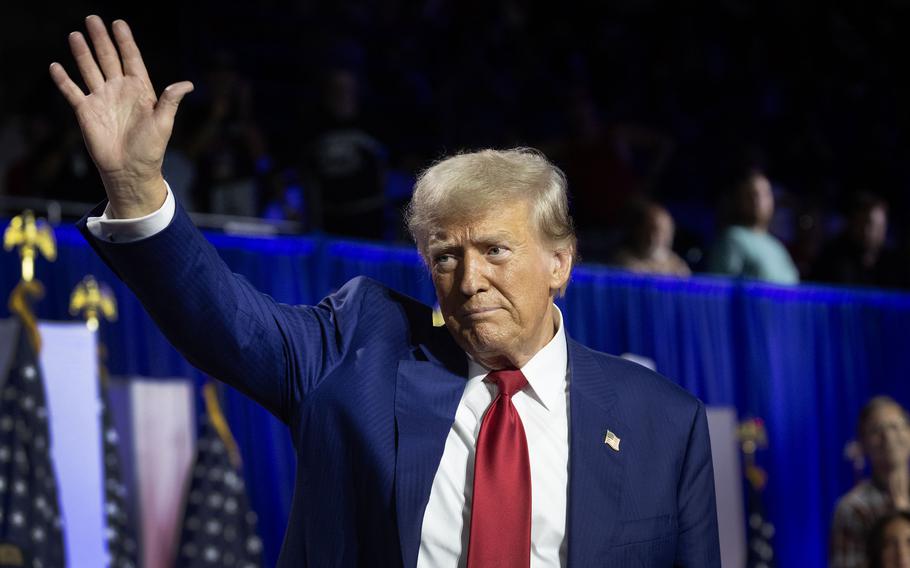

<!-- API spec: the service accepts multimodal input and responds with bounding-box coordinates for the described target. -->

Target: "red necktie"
[467,369,531,568]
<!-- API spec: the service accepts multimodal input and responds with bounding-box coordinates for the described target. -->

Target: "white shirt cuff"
[85,182,177,243]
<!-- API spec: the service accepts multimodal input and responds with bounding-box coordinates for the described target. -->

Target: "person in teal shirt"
[707,169,799,284]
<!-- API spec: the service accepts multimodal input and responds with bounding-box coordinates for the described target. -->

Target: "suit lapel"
[393,330,629,565]
[395,326,467,568]
[566,339,629,564]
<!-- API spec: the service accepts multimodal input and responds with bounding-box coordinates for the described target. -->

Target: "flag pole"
[202,382,243,469]
[4,210,56,352]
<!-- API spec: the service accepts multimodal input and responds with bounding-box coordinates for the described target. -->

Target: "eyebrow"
[428,229,515,243]
[427,231,518,250]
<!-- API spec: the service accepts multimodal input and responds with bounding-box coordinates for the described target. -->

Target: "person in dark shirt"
[300,67,387,239]
[812,194,900,288]
[180,51,268,216]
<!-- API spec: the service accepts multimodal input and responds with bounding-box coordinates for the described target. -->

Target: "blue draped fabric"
[3,220,910,567]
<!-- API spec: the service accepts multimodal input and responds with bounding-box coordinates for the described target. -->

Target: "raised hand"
[49,16,193,218]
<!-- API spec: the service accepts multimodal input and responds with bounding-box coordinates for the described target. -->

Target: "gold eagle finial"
[737,417,769,490]
[70,275,118,332]
[3,210,57,282]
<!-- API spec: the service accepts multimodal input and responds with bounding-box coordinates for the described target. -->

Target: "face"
[739,174,774,227]
[649,207,675,251]
[881,518,910,568]
[862,404,910,474]
[860,205,888,251]
[635,207,674,254]
[426,200,572,369]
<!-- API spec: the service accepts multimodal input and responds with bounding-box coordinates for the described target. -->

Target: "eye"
[433,254,456,270]
[486,246,510,259]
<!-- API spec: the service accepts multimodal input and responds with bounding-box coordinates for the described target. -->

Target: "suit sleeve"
[77,201,361,425]
[674,400,721,567]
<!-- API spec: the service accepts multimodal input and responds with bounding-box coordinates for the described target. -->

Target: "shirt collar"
[466,305,568,412]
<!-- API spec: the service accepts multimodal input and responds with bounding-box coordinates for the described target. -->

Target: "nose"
[458,251,489,296]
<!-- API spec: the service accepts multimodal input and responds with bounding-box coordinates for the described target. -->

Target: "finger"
[85,15,123,80]
[111,20,153,90]
[49,63,87,108]
[154,81,194,126]
[67,31,105,92]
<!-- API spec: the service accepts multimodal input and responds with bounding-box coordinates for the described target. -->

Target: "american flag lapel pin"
[604,430,621,452]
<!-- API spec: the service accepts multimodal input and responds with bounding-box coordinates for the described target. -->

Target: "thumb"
[155,81,194,125]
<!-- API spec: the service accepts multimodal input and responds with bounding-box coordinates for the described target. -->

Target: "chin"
[461,326,512,358]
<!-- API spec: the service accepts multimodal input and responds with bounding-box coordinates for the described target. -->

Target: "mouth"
[459,307,502,319]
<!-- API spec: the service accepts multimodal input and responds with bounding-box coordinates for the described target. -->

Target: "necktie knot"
[487,369,527,398]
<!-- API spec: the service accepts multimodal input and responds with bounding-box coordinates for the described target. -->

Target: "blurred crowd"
[2,1,910,289]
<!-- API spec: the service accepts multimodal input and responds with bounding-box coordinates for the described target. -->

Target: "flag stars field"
[0,330,66,565]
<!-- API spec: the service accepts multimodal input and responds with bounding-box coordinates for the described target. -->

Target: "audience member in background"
[3,105,98,202]
[0,88,28,196]
[549,86,675,261]
[300,67,387,239]
[831,397,910,568]
[706,169,799,284]
[788,201,826,281]
[812,193,901,288]
[896,230,910,290]
[161,116,198,210]
[866,511,910,568]
[612,199,691,276]
[182,51,269,216]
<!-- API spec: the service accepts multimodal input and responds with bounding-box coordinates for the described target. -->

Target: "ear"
[548,247,573,295]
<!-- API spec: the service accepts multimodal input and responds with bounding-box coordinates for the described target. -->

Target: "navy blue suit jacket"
[79,203,720,567]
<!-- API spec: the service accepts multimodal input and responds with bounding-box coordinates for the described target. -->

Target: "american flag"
[175,385,263,568]
[740,418,776,568]
[98,377,138,568]
[0,322,65,567]
[745,469,776,568]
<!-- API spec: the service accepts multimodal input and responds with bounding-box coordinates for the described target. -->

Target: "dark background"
[3,1,910,257]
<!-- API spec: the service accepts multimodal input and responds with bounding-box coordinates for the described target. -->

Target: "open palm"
[49,16,193,216]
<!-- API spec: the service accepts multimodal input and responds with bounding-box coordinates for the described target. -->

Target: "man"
[831,397,910,568]
[50,16,720,566]
[812,194,901,289]
[707,168,800,284]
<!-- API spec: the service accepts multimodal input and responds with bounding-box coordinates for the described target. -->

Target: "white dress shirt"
[85,184,176,242]
[87,187,571,566]
[418,313,570,568]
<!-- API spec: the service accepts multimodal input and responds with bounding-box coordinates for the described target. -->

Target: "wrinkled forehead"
[419,198,536,247]
[427,225,522,249]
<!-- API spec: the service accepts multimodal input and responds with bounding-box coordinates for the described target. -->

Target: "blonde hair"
[405,148,577,292]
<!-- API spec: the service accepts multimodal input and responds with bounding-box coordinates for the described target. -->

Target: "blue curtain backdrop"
[3,220,910,567]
